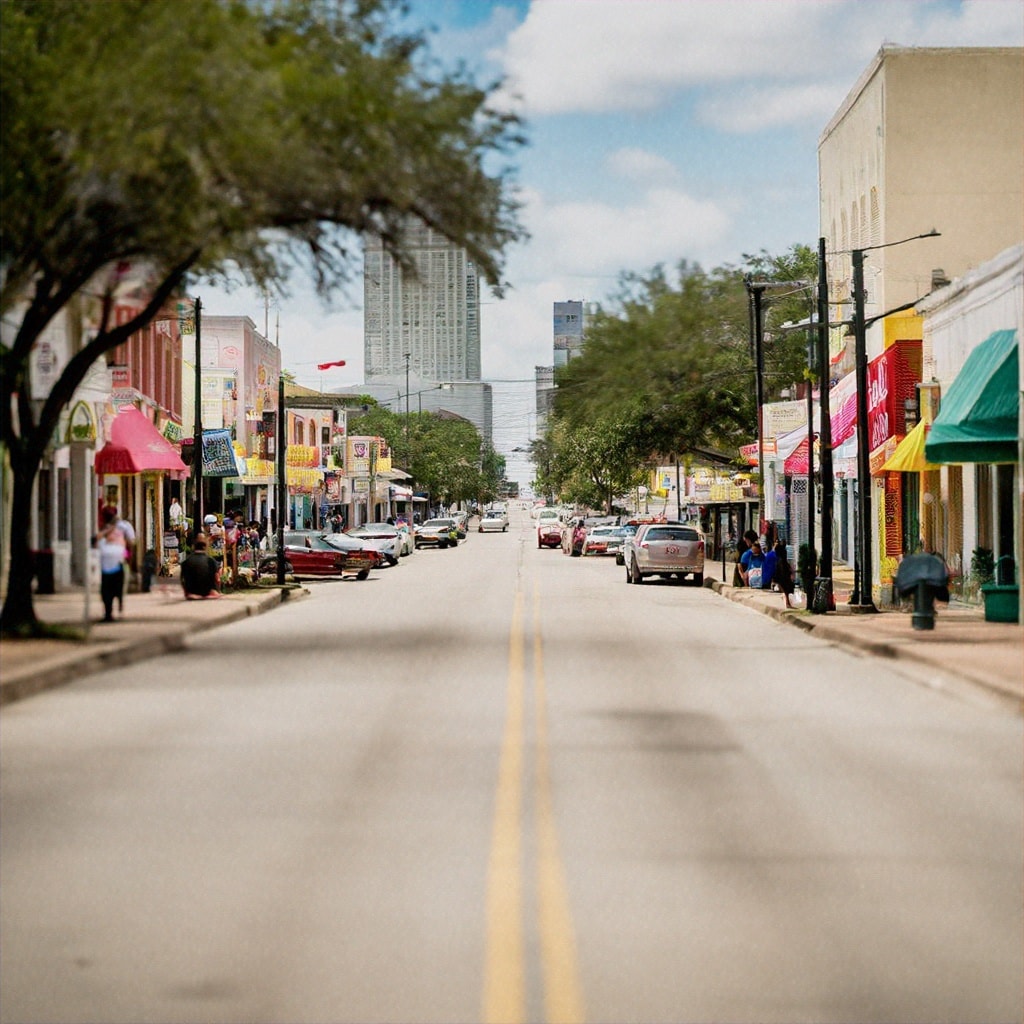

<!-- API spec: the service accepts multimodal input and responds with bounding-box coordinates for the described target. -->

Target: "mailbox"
[894,553,949,631]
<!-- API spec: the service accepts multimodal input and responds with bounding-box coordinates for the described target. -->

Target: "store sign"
[867,340,923,455]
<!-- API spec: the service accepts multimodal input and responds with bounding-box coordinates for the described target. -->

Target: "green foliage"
[970,547,995,585]
[0,0,525,632]
[549,247,816,471]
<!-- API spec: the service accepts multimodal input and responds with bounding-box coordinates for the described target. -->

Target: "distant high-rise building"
[364,220,481,384]
[553,300,584,368]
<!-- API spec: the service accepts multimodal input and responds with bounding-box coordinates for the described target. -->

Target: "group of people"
[734,529,796,608]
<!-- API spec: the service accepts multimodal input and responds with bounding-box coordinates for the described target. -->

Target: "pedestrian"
[180,533,222,599]
[103,505,135,611]
[168,496,185,536]
[767,540,796,608]
[94,507,128,622]
[733,529,758,586]
[739,539,765,588]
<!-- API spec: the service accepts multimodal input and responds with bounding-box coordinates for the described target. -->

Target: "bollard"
[911,580,936,631]
[141,549,157,593]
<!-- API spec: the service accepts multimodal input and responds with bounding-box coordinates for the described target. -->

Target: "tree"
[1,0,524,633]
[544,414,647,513]
[551,248,816,469]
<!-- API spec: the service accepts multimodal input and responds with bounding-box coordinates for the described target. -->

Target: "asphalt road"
[2,508,1021,1024]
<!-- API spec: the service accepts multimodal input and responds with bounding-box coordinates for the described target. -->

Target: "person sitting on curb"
[180,533,222,600]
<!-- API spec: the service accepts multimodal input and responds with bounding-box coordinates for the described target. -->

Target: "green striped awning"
[925,329,1019,464]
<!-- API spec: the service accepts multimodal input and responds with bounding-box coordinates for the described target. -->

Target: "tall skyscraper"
[363,220,481,384]
[552,300,584,368]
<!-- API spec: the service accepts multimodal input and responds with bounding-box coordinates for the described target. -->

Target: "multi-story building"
[182,315,281,526]
[818,44,1023,603]
[363,219,481,385]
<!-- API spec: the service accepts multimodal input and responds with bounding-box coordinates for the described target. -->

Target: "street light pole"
[848,229,940,611]
[816,238,835,610]
[193,296,203,532]
[276,366,286,586]
[747,279,767,532]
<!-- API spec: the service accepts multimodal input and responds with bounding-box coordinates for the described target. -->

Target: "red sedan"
[259,531,382,579]
[537,520,563,548]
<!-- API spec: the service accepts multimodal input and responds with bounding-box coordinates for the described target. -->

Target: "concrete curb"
[0,586,302,708]
[706,578,1023,713]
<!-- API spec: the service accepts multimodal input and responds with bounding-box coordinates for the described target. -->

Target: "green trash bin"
[981,556,1019,623]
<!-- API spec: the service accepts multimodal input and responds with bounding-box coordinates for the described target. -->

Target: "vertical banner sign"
[202,429,238,477]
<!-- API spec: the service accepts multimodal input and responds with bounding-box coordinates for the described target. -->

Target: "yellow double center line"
[483,585,585,1024]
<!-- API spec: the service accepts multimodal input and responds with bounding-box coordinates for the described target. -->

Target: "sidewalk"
[0,580,304,707]
[705,562,1023,714]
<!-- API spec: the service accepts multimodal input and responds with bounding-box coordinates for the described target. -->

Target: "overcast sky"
[201,0,1023,486]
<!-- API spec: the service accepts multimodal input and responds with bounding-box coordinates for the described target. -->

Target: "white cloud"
[492,0,1023,123]
[605,147,680,185]
[697,80,853,134]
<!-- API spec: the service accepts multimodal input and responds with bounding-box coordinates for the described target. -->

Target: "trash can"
[31,549,55,594]
[981,556,1018,623]
[141,549,158,593]
[811,576,832,614]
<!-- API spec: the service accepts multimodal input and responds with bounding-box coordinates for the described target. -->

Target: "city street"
[2,509,1021,1024]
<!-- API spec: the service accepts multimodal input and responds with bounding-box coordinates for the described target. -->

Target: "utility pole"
[745,278,767,532]
[276,315,286,586]
[193,297,203,532]
[816,237,835,611]
[848,230,940,611]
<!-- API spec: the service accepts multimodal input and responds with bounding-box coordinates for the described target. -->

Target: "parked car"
[415,518,459,548]
[320,532,387,576]
[623,523,705,585]
[614,521,640,564]
[259,530,381,579]
[479,509,508,532]
[345,523,407,565]
[537,516,563,548]
[582,524,628,557]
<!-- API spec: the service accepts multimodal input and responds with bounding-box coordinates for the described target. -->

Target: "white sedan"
[478,510,508,533]
[345,523,411,565]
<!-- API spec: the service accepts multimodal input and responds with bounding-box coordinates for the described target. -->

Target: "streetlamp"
[848,230,939,611]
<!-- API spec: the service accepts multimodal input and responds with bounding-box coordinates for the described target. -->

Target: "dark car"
[259,530,381,579]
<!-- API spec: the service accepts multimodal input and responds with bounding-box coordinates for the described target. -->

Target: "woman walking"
[95,507,128,622]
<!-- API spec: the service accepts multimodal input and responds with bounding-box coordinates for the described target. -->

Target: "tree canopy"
[534,247,817,507]
[348,404,505,508]
[0,0,525,633]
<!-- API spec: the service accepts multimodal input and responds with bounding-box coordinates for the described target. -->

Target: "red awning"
[784,436,811,475]
[94,406,188,477]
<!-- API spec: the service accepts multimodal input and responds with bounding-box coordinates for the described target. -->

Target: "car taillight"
[697,541,704,553]
[640,542,649,549]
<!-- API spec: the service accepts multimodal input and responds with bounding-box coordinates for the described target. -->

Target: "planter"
[981,584,1020,623]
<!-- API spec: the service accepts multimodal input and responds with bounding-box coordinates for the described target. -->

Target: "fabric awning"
[94,406,188,477]
[880,420,938,473]
[783,436,811,475]
[925,329,1019,464]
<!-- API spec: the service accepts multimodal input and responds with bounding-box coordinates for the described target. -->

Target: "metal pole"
[193,296,203,533]
[816,237,835,609]
[675,456,682,521]
[806,308,815,561]
[276,368,286,585]
[750,282,767,532]
[850,248,876,611]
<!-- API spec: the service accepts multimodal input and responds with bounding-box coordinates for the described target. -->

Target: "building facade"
[818,44,1023,603]
[363,220,481,385]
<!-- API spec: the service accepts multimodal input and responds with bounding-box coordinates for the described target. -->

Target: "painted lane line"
[533,583,586,1024]
[483,589,526,1024]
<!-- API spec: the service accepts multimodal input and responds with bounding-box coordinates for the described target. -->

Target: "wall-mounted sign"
[65,400,97,444]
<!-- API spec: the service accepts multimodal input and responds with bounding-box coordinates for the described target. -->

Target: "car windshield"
[422,519,453,528]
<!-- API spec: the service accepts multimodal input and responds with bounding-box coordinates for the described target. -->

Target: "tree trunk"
[1,448,42,634]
